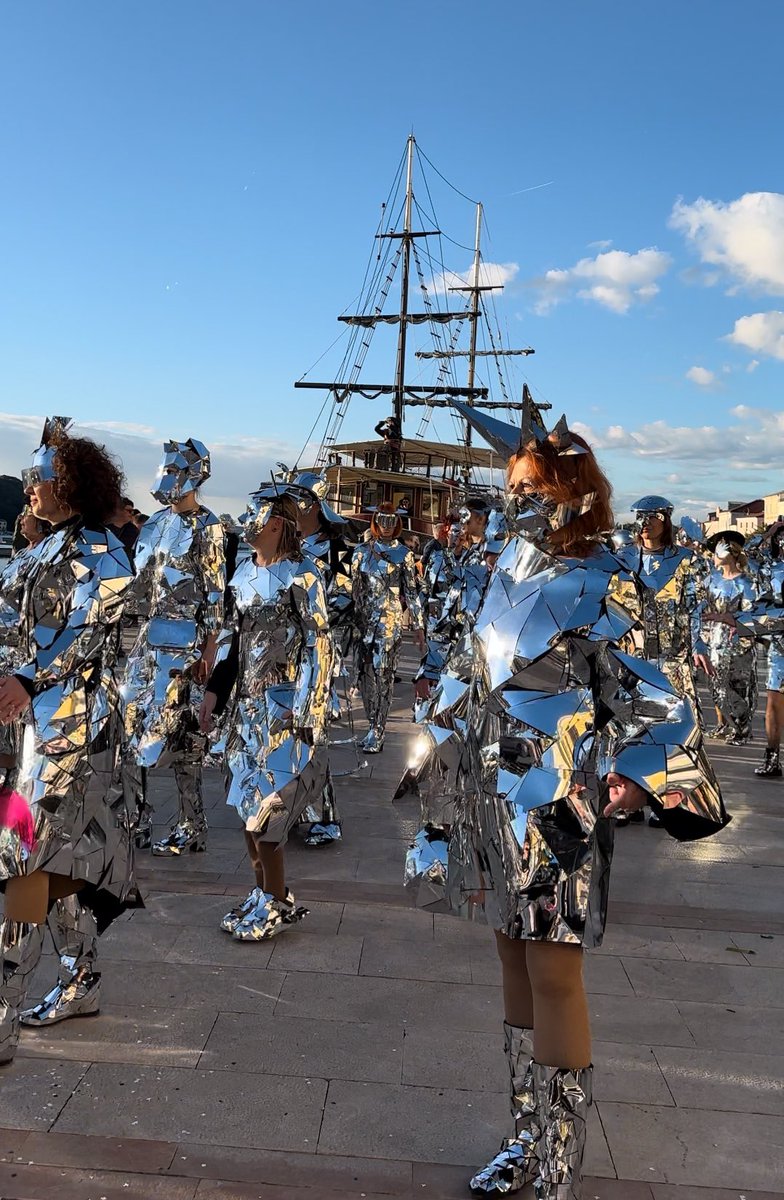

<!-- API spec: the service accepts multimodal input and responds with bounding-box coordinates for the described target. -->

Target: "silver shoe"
[134,813,153,850]
[0,920,46,1065]
[152,820,207,856]
[21,971,101,1026]
[533,1062,593,1199]
[21,896,101,1028]
[220,887,263,934]
[303,821,342,846]
[361,729,384,754]
[232,890,309,941]
[469,1025,539,1196]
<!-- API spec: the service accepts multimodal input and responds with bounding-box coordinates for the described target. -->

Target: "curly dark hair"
[51,433,126,526]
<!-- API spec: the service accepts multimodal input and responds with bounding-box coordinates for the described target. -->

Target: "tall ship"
[292,136,549,534]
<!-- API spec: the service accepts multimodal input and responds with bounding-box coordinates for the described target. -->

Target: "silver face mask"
[634,509,669,534]
[375,512,398,534]
[242,486,294,543]
[21,416,72,490]
[151,439,211,506]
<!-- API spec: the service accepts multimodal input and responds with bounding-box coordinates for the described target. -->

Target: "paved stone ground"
[2,638,783,1199]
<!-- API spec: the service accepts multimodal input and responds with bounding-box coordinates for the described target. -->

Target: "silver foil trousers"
[470,1023,593,1199]
[152,757,208,855]
[21,896,101,1027]
[0,919,45,1064]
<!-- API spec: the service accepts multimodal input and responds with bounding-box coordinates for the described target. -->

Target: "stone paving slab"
[4,643,784,1199]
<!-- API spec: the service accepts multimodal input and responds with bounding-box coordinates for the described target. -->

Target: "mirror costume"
[731,548,784,775]
[405,421,728,1199]
[614,498,706,708]
[289,471,354,846]
[122,440,226,856]
[208,486,333,940]
[700,565,759,743]
[351,536,423,753]
[0,420,135,1063]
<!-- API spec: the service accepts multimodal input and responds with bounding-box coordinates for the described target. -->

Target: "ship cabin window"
[392,487,415,516]
[420,490,440,519]
[361,482,383,511]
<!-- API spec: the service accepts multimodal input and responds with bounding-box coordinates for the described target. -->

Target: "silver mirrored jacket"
[700,568,759,739]
[122,505,226,766]
[213,554,333,843]
[406,530,729,944]
[0,520,135,902]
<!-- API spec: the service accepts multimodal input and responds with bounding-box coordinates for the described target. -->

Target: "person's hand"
[414,676,431,700]
[603,772,649,818]
[198,691,217,734]
[0,676,31,725]
[415,627,426,653]
[693,652,715,678]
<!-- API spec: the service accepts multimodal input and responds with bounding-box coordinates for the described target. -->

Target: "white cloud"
[574,404,784,473]
[0,412,315,519]
[747,359,760,372]
[428,261,519,295]
[532,248,672,314]
[725,311,784,361]
[587,239,613,251]
[685,366,716,387]
[670,192,784,295]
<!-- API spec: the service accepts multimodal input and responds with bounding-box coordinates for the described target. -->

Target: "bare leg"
[494,929,534,1028]
[765,691,784,748]
[526,941,591,1069]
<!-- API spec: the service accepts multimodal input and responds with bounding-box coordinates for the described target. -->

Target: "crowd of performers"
[2,407,782,1197]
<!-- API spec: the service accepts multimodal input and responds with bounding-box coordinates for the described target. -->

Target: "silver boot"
[470,1025,539,1195]
[302,774,342,846]
[232,890,309,941]
[21,897,100,1027]
[533,1062,593,1200]
[360,728,384,754]
[153,757,208,856]
[0,919,46,1064]
[220,887,264,934]
[152,819,207,855]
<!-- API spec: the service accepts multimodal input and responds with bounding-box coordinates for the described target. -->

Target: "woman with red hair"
[351,503,425,753]
[407,419,728,1198]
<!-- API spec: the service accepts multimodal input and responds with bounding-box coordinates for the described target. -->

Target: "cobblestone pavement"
[2,640,783,1199]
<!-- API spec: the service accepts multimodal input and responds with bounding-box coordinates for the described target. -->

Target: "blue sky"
[1,1,782,517]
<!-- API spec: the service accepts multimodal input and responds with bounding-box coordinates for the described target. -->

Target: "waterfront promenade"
[1,640,782,1199]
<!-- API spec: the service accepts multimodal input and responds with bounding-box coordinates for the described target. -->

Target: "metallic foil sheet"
[352,538,423,745]
[614,542,705,702]
[1,519,135,901]
[700,568,759,741]
[469,1023,539,1195]
[406,530,728,947]
[533,1062,592,1199]
[122,505,226,821]
[0,920,45,1063]
[21,895,100,1025]
[220,553,333,843]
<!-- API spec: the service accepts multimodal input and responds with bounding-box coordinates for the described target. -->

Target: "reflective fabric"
[0,520,135,900]
[123,505,225,772]
[0,545,41,765]
[352,538,423,742]
[407,534,728,947]
[222,554,333,843]
[151,439,211,506]
[700,568,758,740]
[614,543,704,701]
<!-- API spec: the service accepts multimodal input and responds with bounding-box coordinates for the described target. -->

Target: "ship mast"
[392,135,415,435]
[295,136,547,479]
